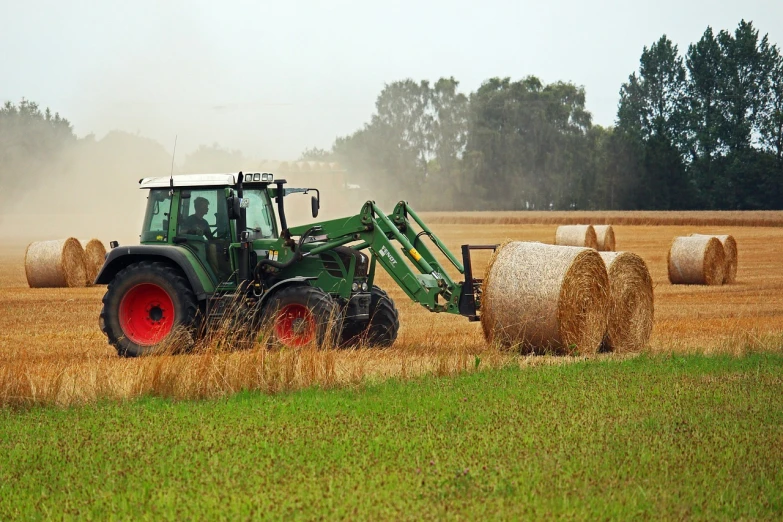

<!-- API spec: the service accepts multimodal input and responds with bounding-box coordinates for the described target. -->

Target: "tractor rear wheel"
[100,261,199,357]
[261,285,341,348]
[340,286,400,347]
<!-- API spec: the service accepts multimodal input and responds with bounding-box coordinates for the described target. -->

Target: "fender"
[94,245,216,300]
[258,276,318,308]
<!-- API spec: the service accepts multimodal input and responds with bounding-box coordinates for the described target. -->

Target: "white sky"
[3,0,781,161]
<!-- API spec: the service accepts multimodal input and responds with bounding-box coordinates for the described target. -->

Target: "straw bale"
[79,239,107,285]
[555,225,598,249]
[25,238,88,288]
[481,241,610,355]
[594,225,616,252]
[667,236,725,285]
[690,234,737,284]
[599,252,654,353]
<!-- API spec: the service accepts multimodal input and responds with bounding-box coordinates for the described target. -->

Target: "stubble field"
[1,212,783,407]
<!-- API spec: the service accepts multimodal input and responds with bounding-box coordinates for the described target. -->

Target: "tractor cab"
[137,172,281,284]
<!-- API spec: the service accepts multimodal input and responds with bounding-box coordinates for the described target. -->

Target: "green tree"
[0,99,76,203]
[685,27,723,207]
[466,76,593,210]
[617,36,692,209]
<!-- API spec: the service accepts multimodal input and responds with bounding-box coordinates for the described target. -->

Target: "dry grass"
[2,214,783,407]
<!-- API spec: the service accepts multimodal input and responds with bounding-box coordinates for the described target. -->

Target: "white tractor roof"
[139,172,273,189]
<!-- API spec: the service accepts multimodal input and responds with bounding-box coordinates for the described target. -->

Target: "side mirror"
[227,196,241,219]
[311,195,320,218]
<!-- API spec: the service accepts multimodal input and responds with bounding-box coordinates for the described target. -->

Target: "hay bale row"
[667,236,727,285]
[80,239,108,284]
[481,241,610,355]
[599,252,654,353]
[689,234,738,284]
[555,224,615,251]
[481,242,654,355]
[25,238,106,288]
[554,225,598,250]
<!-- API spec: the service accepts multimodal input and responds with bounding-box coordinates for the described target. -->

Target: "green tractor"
[95,172,495,356]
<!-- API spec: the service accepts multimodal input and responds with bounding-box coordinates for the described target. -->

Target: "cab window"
[177,189,230,239]
[141,189,172,243]
[244,189,277,240]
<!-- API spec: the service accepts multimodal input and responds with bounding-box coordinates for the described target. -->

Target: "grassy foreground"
[1,353,782,520]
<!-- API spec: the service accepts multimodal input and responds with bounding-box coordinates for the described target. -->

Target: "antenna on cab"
[169,135,178,196]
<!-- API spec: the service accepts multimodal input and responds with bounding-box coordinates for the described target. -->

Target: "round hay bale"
[25,238,88,288]
[599,252,654,353]
[667,236,725,285]
[690,234,737,284]
[594,225,616,252]
[79,239,107,285]
[555,225,598,250]
[481,241,610,355]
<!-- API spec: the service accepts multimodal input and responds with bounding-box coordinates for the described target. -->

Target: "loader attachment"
[458,244,499,321]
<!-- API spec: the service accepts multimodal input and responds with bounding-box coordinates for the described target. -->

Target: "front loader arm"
[288,202,465,313]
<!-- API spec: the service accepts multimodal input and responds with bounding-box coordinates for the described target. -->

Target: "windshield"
[244,188,278,240]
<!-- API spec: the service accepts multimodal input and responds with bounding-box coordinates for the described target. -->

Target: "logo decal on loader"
[379,246,397,267]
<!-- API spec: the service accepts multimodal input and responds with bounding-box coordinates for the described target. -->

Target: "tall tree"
[617,35,692,209]
[466,76,592,210]
[685,27,723,206]
[716,20,778,153]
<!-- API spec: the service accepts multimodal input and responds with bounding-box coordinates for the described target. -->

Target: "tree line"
[4,20,780,212]
[305,20,782,211]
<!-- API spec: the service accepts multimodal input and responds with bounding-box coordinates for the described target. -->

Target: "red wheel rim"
[119,283,175,346]
[274,304,316,347]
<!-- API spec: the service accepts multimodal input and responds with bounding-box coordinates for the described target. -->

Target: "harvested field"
[421,210,783,227]
[2,213,783,406]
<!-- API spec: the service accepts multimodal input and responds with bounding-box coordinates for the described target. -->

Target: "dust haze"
[0,126,376,250]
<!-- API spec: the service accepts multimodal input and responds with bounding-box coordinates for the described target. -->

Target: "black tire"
[100,261,199,357]
[260,285,341,348]
[340,286,400,347]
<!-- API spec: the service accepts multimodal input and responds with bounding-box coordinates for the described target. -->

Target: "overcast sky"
[3,0,782,161]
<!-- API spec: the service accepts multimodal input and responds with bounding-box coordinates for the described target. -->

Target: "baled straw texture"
[481,241,610,355]
[79,239,107,285]
[25,238,88,288]
[667,236,725,285]
[599,252,654,353]
[594,225,616,252]
[690,234,737,284]
[555,225,598,249]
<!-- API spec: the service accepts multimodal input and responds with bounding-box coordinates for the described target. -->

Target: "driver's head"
[194,197,209,217]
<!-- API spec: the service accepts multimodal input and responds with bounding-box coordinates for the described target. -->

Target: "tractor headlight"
[361,282,369,292]
[261,172,274,182]
[351,282,359,292]
[253,173,261,181]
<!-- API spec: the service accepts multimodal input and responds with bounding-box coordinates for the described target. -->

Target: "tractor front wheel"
[340,286,400,347]
[261,285,341,348]
[100,261,199,357]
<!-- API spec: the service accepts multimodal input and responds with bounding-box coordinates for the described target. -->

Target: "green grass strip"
[1,353,782,520]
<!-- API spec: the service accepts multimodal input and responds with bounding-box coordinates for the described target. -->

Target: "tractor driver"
[181,197,215,239]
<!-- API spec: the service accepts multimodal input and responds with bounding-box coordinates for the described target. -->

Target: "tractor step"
[206,294,240,322]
